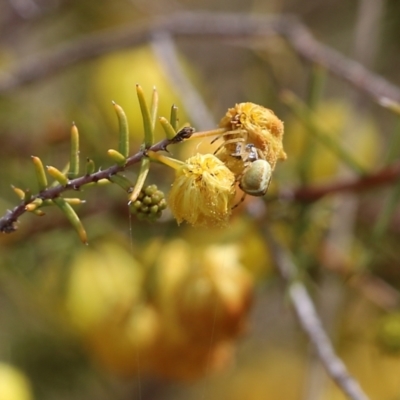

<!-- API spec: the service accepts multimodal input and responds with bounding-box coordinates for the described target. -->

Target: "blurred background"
[1,0,400,399]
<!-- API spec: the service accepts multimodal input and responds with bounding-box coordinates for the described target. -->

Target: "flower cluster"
[162,103,286,227]
[129,184,167,221]
[65,238,253,380]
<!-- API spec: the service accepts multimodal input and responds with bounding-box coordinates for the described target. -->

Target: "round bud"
[150,205,159,214]
[143,196,153,205]
[144,184,158,196]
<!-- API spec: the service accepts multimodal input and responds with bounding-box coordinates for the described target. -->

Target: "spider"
[229,143,272,209]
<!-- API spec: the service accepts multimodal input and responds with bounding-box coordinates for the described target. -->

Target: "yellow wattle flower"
[168,153,236,227]
[219,102,286,169]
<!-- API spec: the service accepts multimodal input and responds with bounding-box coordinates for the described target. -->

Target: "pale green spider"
[230,143,272,208]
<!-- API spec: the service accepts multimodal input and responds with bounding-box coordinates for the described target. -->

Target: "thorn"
[161,144,172,154]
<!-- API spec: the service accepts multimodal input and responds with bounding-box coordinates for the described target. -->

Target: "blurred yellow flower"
[218,102,286,169]
[0,363,33,400]
[168,153,236,227]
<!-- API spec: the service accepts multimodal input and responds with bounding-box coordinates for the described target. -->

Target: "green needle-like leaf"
[159,116,177,140]
[46,166,69,186]
[113,101,129,158]
[147,150,184,169]
[11,185,25,200]
[32,209,45,216]
[136,84,154,148]
[68,123,80,179]
[23,190,32,203]
[109,174,134,193]
[107,149,126,166]
[281,90,366,175]
[150,87,159,132]
[25,198,43,212]
[31,156,48,191]
[170,104,178,131]
[64,198,86,206]
[298,65,327,184]
[307,64,326,110]
[128,157,150,203]
[86,158,95,175]
[53,197,88,244]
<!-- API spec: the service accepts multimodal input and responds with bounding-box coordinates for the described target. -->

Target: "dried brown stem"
[264,228,369,400]
[0,12,399,103]
[280,161,400,203]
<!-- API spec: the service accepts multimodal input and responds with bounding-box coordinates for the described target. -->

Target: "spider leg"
[213,137,245,155]
[210,135,221,145]
[232,191,247,210]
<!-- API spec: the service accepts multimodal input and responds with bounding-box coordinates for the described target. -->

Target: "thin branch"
[0,136,177,234]
[279,160,400,203]
[150,32,216,130]
[0,12,399,103]
[264,228,369,400]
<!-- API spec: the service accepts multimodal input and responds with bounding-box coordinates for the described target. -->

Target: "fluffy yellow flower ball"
[218,102,286,169]
[168,153,236,227]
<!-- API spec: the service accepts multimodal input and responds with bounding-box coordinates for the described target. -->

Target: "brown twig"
[263,228,369,400]
[280,160,400,203]
[0,12,399,103]
[0,138,172,234]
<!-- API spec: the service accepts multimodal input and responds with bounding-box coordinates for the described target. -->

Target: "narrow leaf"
[50,163,69,187]
[150,87,159,132]
[136,84,154,148]
[46,166,69,186]
[159,116,177,140]
[86,158,95,175]
[170,104,178,131]
[64,198,86,206]
[11,185,25,200]
[32,209,45,216]
[68,122,80,179]
[281,91,366,175]
[31,156,48,191]
[128,157,150,203]
[23,190,32,202]
[109,174,134,193]
[146,150,184,170]
[53,197,88,244]
[25,198,43,211]
[307,64,326,109]
[107,149,126,166]
[113,102,130,158]
[298,64,327,184]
